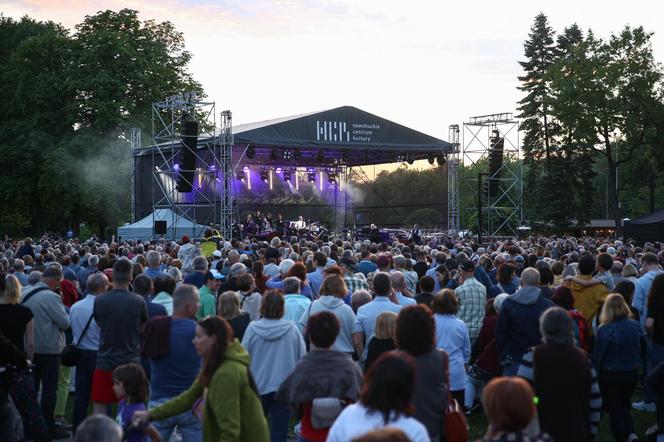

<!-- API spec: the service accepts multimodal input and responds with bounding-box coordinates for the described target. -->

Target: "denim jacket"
[594,317,645,372]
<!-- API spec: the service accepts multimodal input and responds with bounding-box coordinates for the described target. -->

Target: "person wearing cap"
[340,257,369,298]
[265,259,296,291]
[197,271,221,320]
[496,268,554,377]
[210,249,223,271]
[454,260,486,345]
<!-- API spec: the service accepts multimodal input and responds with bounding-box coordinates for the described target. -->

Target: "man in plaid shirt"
[454,260,486,344]
[340,258,369,294]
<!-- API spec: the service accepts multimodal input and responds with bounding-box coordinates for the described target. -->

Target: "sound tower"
[487,129,504,198]
[176,115,200,193]
[154,220,167,235]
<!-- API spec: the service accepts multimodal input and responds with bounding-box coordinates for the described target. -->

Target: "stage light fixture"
[327,170,337,184]
[283,170,291,182]
[437,154,446,166]
[243,166,250,173]
[427,154,435,165]
[173,163,180,171]
[307,168,316,182]
[246,146,255,159]
[260,169,269,182]
[236,170,245,180]
[406,155,415,165]
[282,149,293,161]
[317,151,325,162]
[293,149,301,161]
[275,167,283,174]
[270,149,278,161]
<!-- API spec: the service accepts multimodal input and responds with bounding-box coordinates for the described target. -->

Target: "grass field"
[466,388,655,441]
[61,387,656,441]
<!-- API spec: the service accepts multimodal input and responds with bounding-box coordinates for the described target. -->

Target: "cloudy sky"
[3,0,664,143]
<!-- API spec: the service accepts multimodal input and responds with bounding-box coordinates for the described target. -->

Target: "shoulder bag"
[439,349,468,442]
[61,313,94,367]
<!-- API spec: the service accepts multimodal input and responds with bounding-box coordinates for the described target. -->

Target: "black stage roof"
[139,105,454,167]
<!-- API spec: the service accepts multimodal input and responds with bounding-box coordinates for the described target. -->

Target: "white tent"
[117,209,207,241]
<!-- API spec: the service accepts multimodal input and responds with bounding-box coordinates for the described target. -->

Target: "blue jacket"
[594,317,645,372]
[495,287,554,363]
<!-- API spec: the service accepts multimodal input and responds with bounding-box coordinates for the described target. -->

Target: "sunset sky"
[3,0,664,171]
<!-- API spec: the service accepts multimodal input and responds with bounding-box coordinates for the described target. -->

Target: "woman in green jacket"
[134,316,269,442]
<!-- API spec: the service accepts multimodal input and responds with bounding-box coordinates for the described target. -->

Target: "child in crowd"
[112,363,161,442]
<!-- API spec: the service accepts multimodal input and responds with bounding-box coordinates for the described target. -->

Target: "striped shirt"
[518,350,602,436]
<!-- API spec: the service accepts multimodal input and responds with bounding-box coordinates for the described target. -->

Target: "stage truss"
[150,93,218,239]
[462,113,522,239]
[447,125,460,233]
[129,127,141,224]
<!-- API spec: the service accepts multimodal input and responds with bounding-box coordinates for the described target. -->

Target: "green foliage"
[350,165,447,227]
[0,10,203,237]
[518,14,664,228]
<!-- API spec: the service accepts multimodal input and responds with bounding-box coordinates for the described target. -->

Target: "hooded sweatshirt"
[241,318,306,394]
[298,296,357,353]
[150,340,269,442]
[495,286,554,363]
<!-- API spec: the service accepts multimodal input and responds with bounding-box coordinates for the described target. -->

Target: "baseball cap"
[206,270,224,280]
[212,250,222,258]
[460,260,475,272]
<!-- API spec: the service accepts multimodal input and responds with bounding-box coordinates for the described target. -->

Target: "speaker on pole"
[154,220,167,235]
[487,129,504,198]
[176,115,200,193]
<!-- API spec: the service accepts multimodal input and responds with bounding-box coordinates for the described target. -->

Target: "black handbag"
[61,314,94,367]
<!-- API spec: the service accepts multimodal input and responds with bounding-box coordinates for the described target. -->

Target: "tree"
[547,26,664,230]
[0,10,205,237]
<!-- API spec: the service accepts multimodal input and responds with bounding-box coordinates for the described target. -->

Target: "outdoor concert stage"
[129,102,455,240]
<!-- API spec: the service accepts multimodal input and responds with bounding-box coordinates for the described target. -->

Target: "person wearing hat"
[197,271,221,320]
[453,260,486,345]
[340,256,369,298]
[210,249,223,271]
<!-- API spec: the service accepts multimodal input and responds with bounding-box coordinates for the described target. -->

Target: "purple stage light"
[276,167,282,174]
[243,166,249,172]
[173,163,180,171]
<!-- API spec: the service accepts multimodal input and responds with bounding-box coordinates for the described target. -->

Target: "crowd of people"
[0,231,662,442]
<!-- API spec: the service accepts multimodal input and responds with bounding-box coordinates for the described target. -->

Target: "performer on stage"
[243,214,257,235]
[369,223,380,244]
[255,210,265,233]
[294,215,306,230]
[410,223,421,245]
[275,213,285,236]
[265,212,273,231]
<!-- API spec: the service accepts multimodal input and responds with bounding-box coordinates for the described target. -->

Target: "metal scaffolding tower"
[447,124,460,233]
[462,113,521,239]
[150,92,218,240]
[219,110,234,240]
[129,127,141,223]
